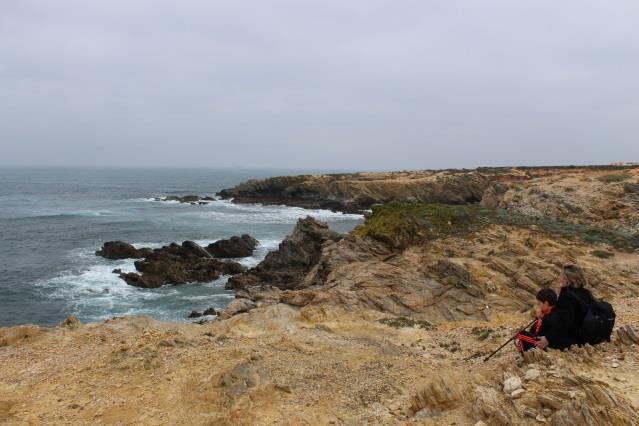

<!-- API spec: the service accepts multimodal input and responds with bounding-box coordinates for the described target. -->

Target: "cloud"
[1,0,638,169]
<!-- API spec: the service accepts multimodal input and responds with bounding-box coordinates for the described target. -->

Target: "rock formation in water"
[226,217,342,293]
[98,236,261,288]
[114,241,246,288]
[206,235,259,258]
[153,195,216,204]
[95,241,152,260]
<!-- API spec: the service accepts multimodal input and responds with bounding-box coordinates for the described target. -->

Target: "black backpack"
[569,289,616,345]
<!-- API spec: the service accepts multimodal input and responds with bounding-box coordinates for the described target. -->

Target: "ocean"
[0,167,363,327]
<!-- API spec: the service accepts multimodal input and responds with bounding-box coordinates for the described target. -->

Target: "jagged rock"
[524,368,540,381]
[617,325,639,344]
[218,298,257,320]
[110,241,246,288]
[480,186,500,208]
[510,389,525,399]
[181,241,212,258]
[409,377,461,415]
[538,393,563,410]
[60,316,81,329]
[187,308,216,319]
[96,241,147,259]
[206,235,259,258]
[202,307,217,316]
[503,376,522,394]
[226,217,342,291]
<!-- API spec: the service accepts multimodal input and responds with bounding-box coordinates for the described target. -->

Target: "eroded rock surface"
[226,216,342,291]
[206,234,259,258]
[115,241,246,288]
[218,170,490,213]
[96,241,151,260]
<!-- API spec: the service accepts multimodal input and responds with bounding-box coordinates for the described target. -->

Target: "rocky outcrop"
[206,235,259,258]
[218,171,491,213]
[96,241,151,260]
[219,199,639,322]
[114,241,246,288]
[489,169,639,233]
[218,298,257,320]
[225,217,342,292]
[187,307,217,318]
[153,195,216,204]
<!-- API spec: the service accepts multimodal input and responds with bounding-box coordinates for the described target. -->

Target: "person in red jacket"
[516,288,559,352]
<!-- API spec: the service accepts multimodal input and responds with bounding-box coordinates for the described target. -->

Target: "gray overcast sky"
[1,1,638,170]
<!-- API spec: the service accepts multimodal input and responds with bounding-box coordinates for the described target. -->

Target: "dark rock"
[181,195,200,203]
[113,241,246,289]
[96,241,144,260]
[156,195,216,204]
[187,308,217,318]
[226,217,342,292]
[202,307,217,316]
[182,241,212,258]
[206,235,259,258]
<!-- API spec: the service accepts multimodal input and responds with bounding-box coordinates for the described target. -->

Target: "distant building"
[610,162,639,166]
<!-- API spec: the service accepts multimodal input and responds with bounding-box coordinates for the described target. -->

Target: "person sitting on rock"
[534,264,592,350]
[515,288,559,352]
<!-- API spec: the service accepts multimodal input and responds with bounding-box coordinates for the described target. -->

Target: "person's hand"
[535,306,543,319]
[535,336,549,349]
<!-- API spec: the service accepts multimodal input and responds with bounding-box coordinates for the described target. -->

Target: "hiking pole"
[483,319,536,363]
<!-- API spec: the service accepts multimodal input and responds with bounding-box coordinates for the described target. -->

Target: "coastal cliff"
[217,170,491,213]
[2,165,639,424]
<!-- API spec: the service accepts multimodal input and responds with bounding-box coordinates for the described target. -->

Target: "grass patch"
[354,202,639,252]
[597,174,630,183]
[438,340,462,353]
[591,250,615,259]
[378,316,435,330]
[471,327,494,341]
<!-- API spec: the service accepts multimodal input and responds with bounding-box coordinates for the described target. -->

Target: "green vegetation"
[591,250,615,259]
[471,326,494,341]
[354,202,639,252]
[597,174,631,183]
[438,340,461,353]
[378,316,435,330]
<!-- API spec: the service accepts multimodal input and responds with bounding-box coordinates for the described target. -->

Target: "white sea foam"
[35,253,234,323]
[29,197,361,324]
[195,201,362,224]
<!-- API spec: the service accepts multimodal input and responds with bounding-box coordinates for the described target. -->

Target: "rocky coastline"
[2,165,639,424]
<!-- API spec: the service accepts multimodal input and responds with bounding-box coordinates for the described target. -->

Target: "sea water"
[0,167,363,327]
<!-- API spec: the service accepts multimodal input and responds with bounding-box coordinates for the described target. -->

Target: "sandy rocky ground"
[1,166,639,425]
